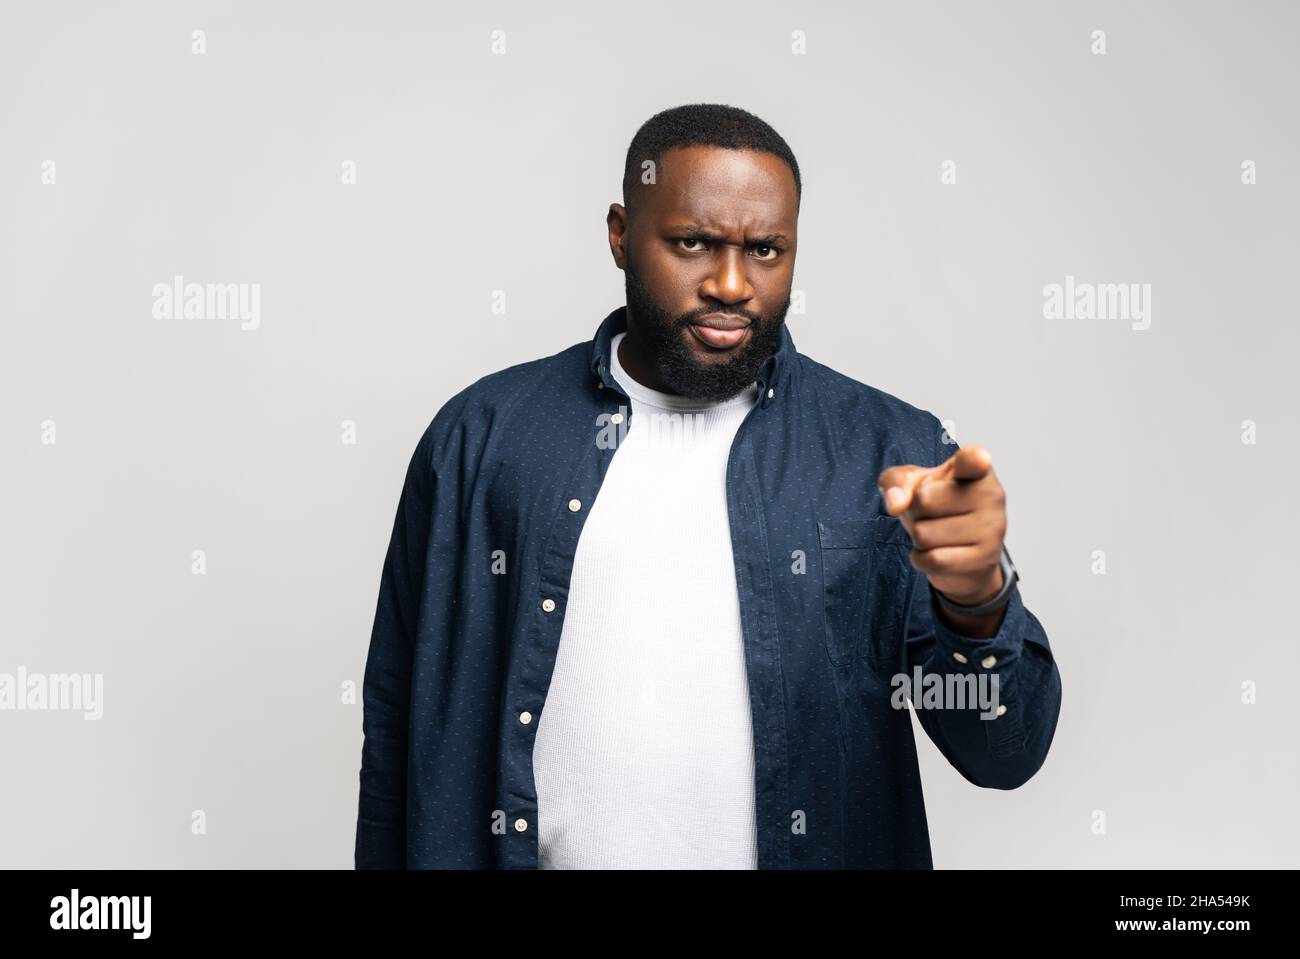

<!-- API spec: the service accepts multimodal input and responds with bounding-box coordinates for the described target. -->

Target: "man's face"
[608,145,798,402]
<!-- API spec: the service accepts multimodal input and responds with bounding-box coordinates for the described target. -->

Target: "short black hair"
[622,103,801,219]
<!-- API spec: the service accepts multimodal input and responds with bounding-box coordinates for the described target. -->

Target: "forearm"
[355,433,435,869]
[355,583,414,869]
[909,583,1062,790]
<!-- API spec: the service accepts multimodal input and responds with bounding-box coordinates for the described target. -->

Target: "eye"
[674,237,782,259]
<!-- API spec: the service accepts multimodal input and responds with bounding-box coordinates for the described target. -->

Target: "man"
[355,103,1062,869]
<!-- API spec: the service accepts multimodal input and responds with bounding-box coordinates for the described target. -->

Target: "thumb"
[949,444,994,482]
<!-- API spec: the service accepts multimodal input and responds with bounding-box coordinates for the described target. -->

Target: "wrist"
[931,585,1006,637]
[931,545,1019,624]
[938,566,1004,607]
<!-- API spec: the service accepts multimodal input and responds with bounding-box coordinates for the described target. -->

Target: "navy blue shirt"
[355,305,1062,869]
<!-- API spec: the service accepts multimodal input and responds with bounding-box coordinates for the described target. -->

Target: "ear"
[607,203,630,268]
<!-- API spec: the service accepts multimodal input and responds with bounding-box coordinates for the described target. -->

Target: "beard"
[623,261,789,403]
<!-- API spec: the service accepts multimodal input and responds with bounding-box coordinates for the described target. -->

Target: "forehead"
[646,145,797,228]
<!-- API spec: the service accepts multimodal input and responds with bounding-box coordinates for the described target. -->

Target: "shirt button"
[952,651,968,664]
[610,412,624,424]
[981,655,997,668]
[567,498,582,512]
[767,387,775,399]
[995,704,1007,717]
[514,818,528,832]
[519,711,532,725]
[541,598,556,613]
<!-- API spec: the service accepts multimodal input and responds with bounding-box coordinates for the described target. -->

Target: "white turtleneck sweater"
[532,330,761,869]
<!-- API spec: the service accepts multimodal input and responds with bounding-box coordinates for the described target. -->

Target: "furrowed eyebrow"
[675,225,789,246]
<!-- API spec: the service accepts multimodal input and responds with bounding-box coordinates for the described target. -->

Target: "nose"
[703,246,752,305]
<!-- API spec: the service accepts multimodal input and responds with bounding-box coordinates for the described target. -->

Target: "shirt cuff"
[927,579,1026,673]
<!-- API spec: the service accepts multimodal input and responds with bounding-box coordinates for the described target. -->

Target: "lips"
[689,313,751,349]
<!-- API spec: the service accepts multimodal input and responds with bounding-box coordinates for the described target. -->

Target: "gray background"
[2,0,1296,868]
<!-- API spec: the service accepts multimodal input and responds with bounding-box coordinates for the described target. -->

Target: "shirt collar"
[588,304,796,409]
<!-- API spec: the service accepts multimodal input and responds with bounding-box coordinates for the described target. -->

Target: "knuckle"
[913,484,933,511]
[912,488,927,511]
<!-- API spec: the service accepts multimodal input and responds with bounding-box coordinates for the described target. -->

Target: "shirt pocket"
[816,515,917,668]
